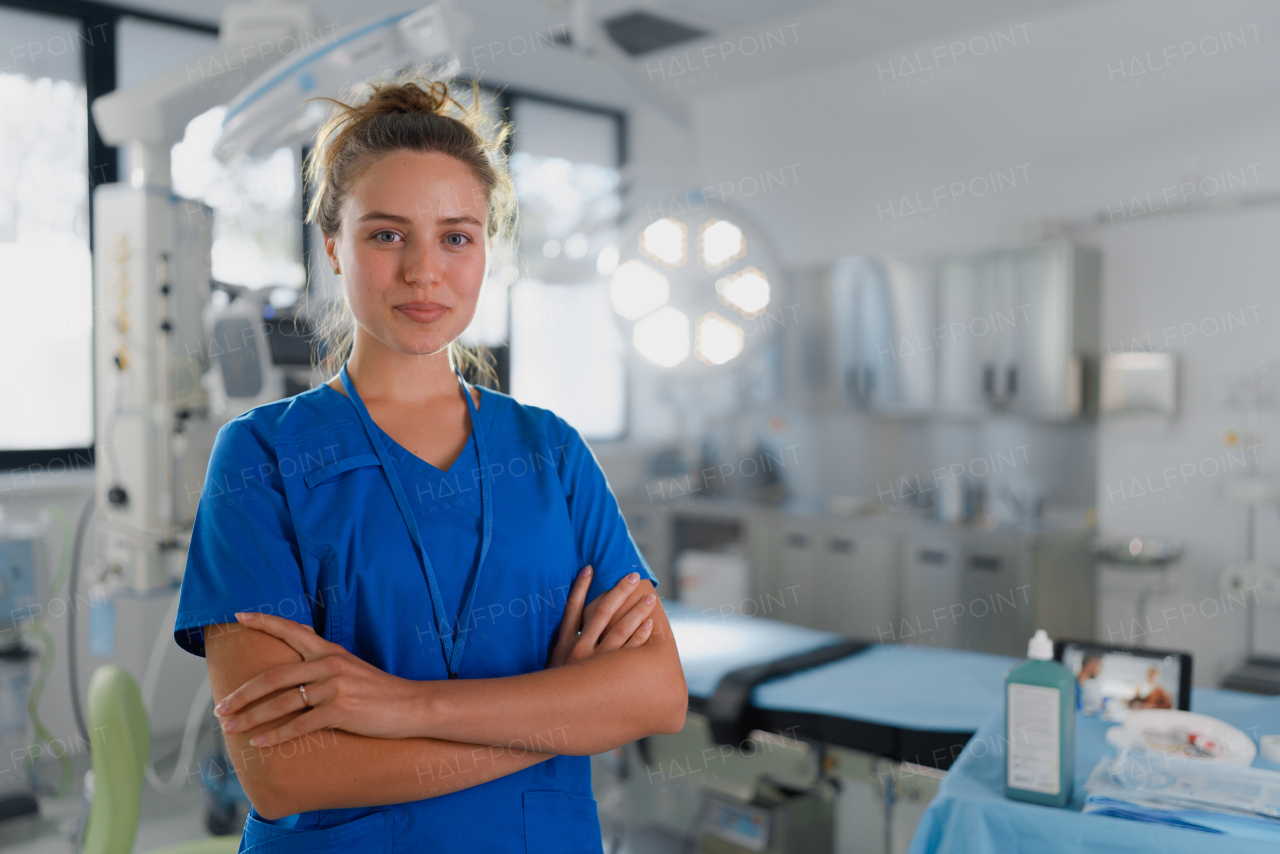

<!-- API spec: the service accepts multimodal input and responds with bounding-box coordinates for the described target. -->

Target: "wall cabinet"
[831,243,1100,420]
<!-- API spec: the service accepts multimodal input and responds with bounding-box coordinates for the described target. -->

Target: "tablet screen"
[1058,642,1190,720]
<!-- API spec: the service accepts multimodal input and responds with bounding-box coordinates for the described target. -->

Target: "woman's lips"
[395,302,448,323]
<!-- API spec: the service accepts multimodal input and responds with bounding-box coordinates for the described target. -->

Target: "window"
[0,7,93,455]
[503,96,627,440]
[172,105,303,289]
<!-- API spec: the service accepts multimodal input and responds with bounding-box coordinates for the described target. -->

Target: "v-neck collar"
[319,380,498,481]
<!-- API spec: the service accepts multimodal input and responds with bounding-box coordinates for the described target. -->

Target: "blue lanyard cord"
[338,363,493,678]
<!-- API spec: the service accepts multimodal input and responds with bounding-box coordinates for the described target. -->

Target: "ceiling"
[110,0,1116,113]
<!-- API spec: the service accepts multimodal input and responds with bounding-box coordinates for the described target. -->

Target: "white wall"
[610,0,1280,682]
[1091,209,1280,683]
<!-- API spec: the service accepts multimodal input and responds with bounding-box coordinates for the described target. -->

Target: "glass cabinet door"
[1006,245,1073,416]
[832,256,937,414]
[936,254,988,414]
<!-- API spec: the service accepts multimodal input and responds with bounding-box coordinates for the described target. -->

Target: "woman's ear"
[324,232,340,275]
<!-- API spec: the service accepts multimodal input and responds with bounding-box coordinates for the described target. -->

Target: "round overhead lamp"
[606,195,782,371]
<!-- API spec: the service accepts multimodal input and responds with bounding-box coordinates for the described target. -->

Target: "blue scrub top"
[174,381,657,853]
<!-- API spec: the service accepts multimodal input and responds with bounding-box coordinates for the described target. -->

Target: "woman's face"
[325,150,489,358]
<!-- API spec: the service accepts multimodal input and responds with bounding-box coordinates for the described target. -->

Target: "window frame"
[0,0,217,472]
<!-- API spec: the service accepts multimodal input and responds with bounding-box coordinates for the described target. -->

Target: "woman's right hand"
[548,566,657,668]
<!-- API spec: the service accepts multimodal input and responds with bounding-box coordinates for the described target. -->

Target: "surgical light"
[633,307,689,367]
[610,260,669,320]
[565,232,589,259]
[596,245,619,275]
[694,312,744,365]
[715,266,770,319]
[699,218,746,272]
[608,198,780,373]
[640,218,687,268]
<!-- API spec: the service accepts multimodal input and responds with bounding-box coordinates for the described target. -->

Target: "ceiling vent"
[602,11,709,57]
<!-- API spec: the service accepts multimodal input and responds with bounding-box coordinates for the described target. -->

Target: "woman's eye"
[445,232,471,246]
[374,231,401,244]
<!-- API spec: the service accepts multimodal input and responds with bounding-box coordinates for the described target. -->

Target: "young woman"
[173,77,686,853]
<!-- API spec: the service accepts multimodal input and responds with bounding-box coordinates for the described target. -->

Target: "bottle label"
[1007,683,1060,795]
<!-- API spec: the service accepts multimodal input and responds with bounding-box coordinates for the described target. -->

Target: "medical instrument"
[0,508,65,818]
[90,1,470,595]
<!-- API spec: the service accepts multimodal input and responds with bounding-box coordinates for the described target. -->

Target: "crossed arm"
[205,567,686,820]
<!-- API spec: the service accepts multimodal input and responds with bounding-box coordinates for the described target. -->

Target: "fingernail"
[235,612,248,620]
[628,572,639,584]
[644,619,653,629]
[250,736,265,746]
[222,719,237,733]
[583,566,593,577]
[214,701,228,715]
[644,594,655,604]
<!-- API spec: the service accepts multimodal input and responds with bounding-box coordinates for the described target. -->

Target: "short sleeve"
[173,418,311,657]
[556,421,658,602]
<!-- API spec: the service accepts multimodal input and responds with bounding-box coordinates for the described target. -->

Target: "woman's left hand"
[213,611,423,747]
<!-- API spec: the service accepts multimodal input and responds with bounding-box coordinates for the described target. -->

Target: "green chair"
[83,665,241,854]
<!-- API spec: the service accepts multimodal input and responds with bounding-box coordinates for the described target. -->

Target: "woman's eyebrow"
[357,211,411,224]
[438,214,484,227]
[356,212,483,227]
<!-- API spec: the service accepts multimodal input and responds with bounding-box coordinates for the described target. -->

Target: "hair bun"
[365,79,450,117]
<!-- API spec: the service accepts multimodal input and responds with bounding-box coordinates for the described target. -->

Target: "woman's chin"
[396,335,455,358]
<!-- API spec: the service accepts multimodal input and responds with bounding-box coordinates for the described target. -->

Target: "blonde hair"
[303,72,516,386]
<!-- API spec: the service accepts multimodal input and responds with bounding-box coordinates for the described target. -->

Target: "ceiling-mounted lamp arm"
[565,0,690,129]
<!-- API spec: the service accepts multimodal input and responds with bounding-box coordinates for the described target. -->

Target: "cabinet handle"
[1005,364,1018,398]
[845,365,860,401]
[788,533,811,549]
[918,549,948,564]
[983,364,997,400]
[846,365,875,408]
[828,538,855,553]
[969,555,1001,571]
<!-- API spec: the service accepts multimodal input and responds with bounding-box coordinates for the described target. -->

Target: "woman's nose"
[404,240,443,287]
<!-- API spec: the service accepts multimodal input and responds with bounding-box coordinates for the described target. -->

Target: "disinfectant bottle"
[1004,629,1075,807]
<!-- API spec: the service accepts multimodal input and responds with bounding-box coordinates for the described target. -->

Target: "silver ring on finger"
[298,683,310,708]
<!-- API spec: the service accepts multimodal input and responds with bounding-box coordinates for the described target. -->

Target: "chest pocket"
[303,454,381,488]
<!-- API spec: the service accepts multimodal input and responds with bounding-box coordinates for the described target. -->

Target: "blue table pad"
[752,644,1018,734]
[665,601,840,699]
[907,687,1280,854]
[666,602,1016,734]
